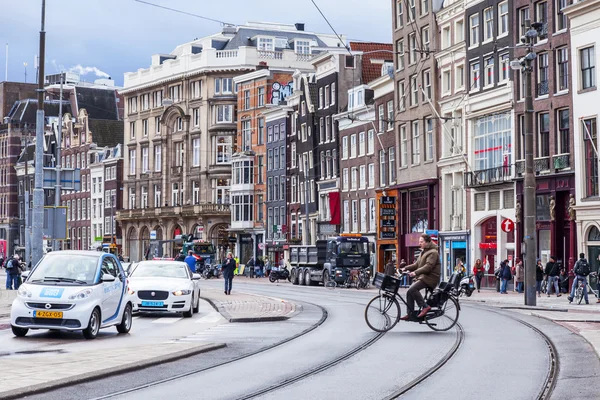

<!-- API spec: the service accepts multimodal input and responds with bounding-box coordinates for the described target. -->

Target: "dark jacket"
[405,242,441,288]
[545,261,558,277]
[384,261,396,276]
[501,263,512,280]
[6,258,20,274]
[222,257,236,276]
[536,263,544,281]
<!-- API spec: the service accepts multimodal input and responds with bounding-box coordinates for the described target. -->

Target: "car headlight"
[68,288,93,300]
[172,290,192,296]
[18,285,32,298]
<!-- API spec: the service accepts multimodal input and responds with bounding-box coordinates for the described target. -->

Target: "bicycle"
[364,272,460,332]
[573,272,597,304]
[356,267,371,290]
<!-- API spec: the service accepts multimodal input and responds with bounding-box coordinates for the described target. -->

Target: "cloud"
[68,64,110,78]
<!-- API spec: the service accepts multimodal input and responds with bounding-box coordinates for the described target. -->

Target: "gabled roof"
[349,42,394,84]
[223,27,329,51]
[6,99,72,124]
[88,119,124,148]
[75,87,119,120]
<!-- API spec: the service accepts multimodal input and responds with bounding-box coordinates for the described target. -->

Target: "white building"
[89,153,105,250]
[565,0,600,262]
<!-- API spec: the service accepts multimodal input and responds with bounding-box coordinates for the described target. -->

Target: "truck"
[181,235,218,267]
[289,234,373,286]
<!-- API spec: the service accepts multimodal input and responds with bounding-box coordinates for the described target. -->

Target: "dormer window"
[348,88,365,111]
[295,40,311,55]
[275,37,289,49]
[258,37,274,51]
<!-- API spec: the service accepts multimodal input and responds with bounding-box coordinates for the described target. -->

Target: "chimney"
[295,23,305,31]
[257,61,268,70]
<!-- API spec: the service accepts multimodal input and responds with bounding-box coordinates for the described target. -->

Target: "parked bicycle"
[356,267,371,290]
[364,272,461,332]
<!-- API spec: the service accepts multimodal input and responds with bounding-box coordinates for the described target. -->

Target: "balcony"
[464,165,514,188]
[515,156,555,177]
[537,80,549,97]
[552,153,570,170]
[258,50,283,60]
[117,203,230,221]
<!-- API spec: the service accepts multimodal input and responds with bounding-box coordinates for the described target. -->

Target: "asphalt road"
[20,279,600,400]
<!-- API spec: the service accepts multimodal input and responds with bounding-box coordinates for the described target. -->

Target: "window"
[359,131,366,156]
[192,138,200,167]
[470,62,480,91]
[397,80,406,111]
[421,0,428,15]
[215,78,233,94]
[258,37,274,51]
[350,134,357,158]
[142,147,149,173]
[141,186,148,208]
[129,187,136,209]
[325,116,331,141]
[280,146,285,169]
[351,167,358,190]
[369,198,376,232]
[216,105,233,123]
[499,54,509,82]
[378,104,385,132]
[411,75,418,105]
[389,147,396,183]
[257,87,265,107]
[410,189,429,232]
[128,97,137,113]
[442,26,451,49]
[331,83,336,106]
[243,90,250,110]
[583,118,598,197]
[343,168,349,191]
[421,27,430,52]
[409,33,417,64]
[241,119,251,151]
[400,124,408,168]
[456,65,465,89]
[345,55,356,68]
[498,2,508,36]
[332,149,338,177]
[484,57,494,87]
[556,0,568,32]
[581,47,596,90]
[379,150,386,187]
[153,90,163,108]
[556,47,569,92]
[154,145,161,172]
[129,149,136,175]
[129,122,135,140]
[142,119,149,137]
[412,121,420,164]
[191,80,202,99]
[396,0,404,28]
[216,136,232,164]
[537,113,550,157]
[537,53,549,96]
[409,0,416,20]
[154,184,161,207]
[396,39,404,70]
[192,181,199,205]
[483,8,493,41]
[473,113,512,171]
[231,195,254,222]
[368,163,375,188]
[518,7,530,38]
[296,40,311,54]
[470,14,479,46]
[193,108,200,127]
[535,1,548,40]
[155,116,161,135]
[425,118,433,161]
[169,84,181,102]
[325,85,330,107]
[442,69,451,95]
[367,130,375,154]
[176,117,183,131]
[359,165,366,189]
[343,200,350,233]
[256,118,264,145]
[422,70,431,100]
[342,136,349,159]
[557,109,570,155]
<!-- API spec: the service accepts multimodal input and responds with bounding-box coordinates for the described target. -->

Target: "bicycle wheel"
[325,279,337,290]
[425,296,460,332]
[577,285,584,304]
[365,294,400,333]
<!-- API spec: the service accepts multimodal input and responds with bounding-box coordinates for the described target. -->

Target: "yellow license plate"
[34,310,63,319]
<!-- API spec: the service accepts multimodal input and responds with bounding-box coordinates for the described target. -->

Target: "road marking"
[152,317,183,324]
[195,313,223,324]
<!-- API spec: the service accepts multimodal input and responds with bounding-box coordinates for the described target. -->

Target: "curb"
[202,295,299,323]
[0,342,226,400]
[462,298,569,312]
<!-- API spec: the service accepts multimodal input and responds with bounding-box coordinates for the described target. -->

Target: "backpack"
[577,259,591,276]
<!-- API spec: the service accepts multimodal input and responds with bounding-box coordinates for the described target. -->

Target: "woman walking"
[222,252,236,295]
[535,258,544,297]
[472,259,485,293]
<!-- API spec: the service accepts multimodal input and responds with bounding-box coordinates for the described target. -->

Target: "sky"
[0,0,393,86]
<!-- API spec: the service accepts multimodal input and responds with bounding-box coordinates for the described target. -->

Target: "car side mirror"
[192,273,201,280]
[102,273,116,282]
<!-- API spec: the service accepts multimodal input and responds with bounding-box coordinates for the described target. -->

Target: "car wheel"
[11,325,28,337]
[183,298,193,318]
[116,303,133,334]
[193,293,200,313]
[83,308,101,340]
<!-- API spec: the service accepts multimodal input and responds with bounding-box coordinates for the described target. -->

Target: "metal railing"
[537,80,549,96]
[464,165,514,188]
[552,153,570,170]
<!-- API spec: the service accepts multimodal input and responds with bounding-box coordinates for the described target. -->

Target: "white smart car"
[11,251,133,339]
[128,260,201,317]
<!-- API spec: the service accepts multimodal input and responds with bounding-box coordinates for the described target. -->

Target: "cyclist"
[399,233,441,320]
[568,253,590,304]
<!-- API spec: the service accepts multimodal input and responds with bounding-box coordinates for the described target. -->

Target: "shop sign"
[381,196,396,205]
[379,196,397,240]
[228,236,237,243]
[319,224,338,234]
[381,220,396,227]
[442,235,468,241]
[501,218,514,233]
[380,232,396,239]
[240,236,253,243]
[380,208,395,216]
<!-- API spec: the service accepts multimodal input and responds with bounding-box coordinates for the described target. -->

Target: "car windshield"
[130,263,189,279]
[28,254,99,285]
[193,244,215,255]
[338,242,368,255]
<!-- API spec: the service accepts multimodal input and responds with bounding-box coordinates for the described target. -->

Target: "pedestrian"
[568,253,591,304]
[500,259,512,294]
[247,257,255,278]
[222,252,236,295]
[255,257,264,278]
[454,258,466,279]
[515,259,524,293]
[535,259,544,297]
[265,258,272,277]
[234,256,240,275]
[544,256,561,297]
[473,259,485,293]
[5,254,21,290]
[559,268,569,294]
[398,259,407,287]
[184,250,197,273]
[384,257,396,276]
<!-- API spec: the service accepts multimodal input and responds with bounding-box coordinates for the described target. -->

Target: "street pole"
[111,193,114,251]
[32,0,46,266]
[304,157,310,245]
[53,72,63,251]
[523,19,537,306]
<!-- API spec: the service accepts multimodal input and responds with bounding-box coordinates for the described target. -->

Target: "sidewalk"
[463,289,600,359]
[0,341,225,400]
[202,286,301,322]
